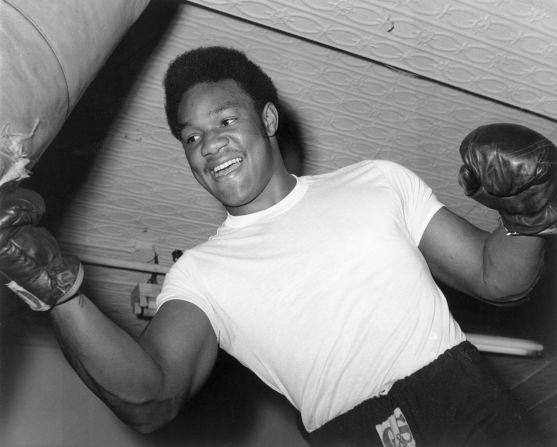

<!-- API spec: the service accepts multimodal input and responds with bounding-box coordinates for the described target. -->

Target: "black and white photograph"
[1,1,556,446]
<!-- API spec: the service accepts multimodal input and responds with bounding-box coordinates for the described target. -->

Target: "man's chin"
[220,194,260,215]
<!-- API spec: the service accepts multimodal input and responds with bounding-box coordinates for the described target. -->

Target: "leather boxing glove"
[458,123,557,235]
[0,186,83,311]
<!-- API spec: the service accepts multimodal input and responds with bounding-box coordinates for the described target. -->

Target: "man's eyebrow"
[178,102,239,130]
[210,102,239,117]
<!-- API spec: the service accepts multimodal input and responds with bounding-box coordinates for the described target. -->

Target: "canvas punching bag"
[0,0,150,187]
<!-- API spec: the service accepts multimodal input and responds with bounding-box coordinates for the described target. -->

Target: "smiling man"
[175,78,295,215]
[1,46,554,446]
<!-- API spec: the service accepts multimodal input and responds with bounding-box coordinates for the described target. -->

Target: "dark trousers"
[300,342,541,447]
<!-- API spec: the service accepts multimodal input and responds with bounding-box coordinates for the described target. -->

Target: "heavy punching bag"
[0,0,150,187]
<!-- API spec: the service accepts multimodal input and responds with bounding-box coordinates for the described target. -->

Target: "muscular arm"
[50,295,218,433]
[419,206,545,304]
[0,186,218,432]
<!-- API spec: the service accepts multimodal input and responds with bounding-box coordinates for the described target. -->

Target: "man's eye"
[222,118,237,127]
[185,134,199,145]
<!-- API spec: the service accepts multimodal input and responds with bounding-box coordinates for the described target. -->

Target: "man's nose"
[202,131,228,156]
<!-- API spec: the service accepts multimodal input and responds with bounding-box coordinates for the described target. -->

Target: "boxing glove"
[458,123,557,235]
[0,186,83,311]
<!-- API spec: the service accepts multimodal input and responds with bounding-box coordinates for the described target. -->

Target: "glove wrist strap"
[55,263,85,307]
[499,216,520,237]
[500,215,557,237]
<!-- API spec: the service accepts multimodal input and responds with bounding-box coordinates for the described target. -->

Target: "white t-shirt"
[157,160,466,431]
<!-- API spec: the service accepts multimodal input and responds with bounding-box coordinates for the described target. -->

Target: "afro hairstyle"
[164,46,280,140]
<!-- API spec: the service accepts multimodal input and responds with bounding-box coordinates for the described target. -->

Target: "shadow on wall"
[24,0,181,237]
[278,102,307,177]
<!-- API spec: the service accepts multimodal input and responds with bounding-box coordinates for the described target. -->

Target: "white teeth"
[213,157,242,175]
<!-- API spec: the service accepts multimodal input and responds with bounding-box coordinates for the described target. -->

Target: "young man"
[0,46,554,446]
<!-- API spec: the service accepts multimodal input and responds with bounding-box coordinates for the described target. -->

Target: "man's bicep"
[419,206,489,298]
[139,299,218,401]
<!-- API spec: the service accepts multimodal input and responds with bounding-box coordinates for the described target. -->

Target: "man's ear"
[261,102,279,137]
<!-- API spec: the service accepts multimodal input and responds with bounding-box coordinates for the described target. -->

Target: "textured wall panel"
[189,0,557,120]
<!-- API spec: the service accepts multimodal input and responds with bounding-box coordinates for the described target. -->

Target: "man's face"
[177,79,284,215]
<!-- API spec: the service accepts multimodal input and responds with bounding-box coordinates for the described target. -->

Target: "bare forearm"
[0,188,203,432]
[50,293,178,431]
[482,224,545,303]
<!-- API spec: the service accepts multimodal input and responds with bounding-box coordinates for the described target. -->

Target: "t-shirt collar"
[223,175,307,228]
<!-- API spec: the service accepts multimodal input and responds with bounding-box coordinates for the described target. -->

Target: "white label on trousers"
[375,407,416,447]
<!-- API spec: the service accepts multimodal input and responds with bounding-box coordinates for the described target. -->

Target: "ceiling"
[8,0,557,337]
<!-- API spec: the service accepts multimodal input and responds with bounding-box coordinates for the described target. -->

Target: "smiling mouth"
[212,157,243,177]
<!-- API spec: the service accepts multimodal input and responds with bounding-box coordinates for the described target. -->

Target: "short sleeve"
[375,160,444,244]
[155,253,219,337]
